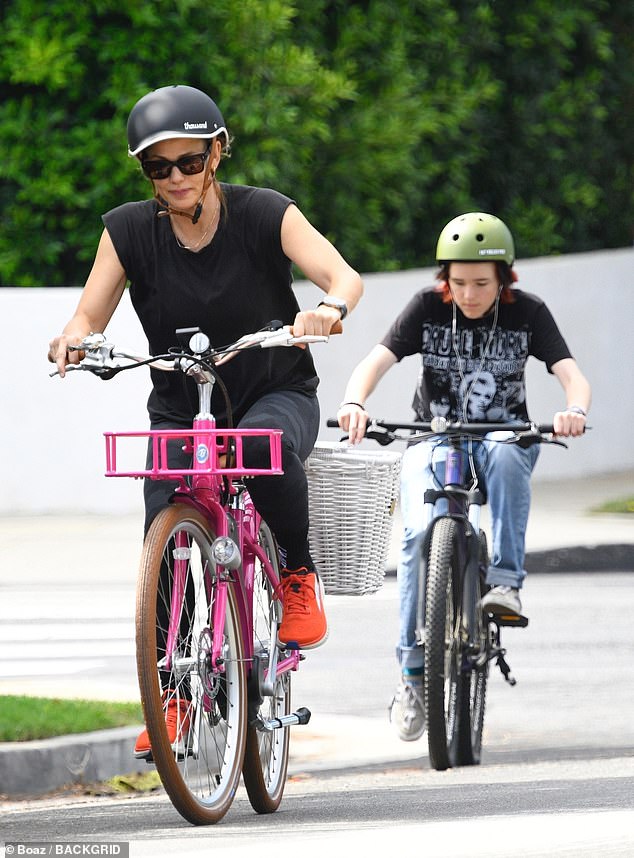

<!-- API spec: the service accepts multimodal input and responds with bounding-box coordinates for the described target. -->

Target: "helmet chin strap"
[153,158,215,225]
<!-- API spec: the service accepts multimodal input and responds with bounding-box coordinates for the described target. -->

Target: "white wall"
[1,246,632,515]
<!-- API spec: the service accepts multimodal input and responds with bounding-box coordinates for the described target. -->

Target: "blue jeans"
[396,433,540,671]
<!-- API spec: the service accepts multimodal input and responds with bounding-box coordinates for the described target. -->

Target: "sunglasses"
[141,146,211,180]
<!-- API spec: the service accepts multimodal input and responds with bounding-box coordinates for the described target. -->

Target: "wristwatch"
[317,297,348,321]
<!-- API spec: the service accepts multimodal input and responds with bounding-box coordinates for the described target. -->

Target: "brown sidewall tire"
[242,522,290,813]
[136,504,247,825]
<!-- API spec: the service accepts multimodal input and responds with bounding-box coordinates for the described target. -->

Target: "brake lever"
[542,437,568,449]
[365,428,395,446]
[508,432,568,450]
[508,433,542,449]
[49,362,123,380]
[49,365,79,378]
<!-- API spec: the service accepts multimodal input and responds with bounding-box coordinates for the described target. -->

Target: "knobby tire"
[425,517,462,771]
[455,530,489,765]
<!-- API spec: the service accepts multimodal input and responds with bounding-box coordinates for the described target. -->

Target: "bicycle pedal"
[494,613,529,628]
[256,706,312,732]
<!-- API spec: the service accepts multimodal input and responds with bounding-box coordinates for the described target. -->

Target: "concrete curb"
[384,543,634,578]
[0,726,146,798]
[524,544,633,573]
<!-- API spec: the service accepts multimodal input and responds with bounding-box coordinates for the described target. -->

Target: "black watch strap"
[318,298,348,321]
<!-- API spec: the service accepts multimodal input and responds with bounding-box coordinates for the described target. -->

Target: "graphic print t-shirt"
[381,287,572,422]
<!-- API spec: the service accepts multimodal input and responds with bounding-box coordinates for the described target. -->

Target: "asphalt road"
[3,573,634,857]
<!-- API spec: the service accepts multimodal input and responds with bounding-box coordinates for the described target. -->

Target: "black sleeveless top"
[103,184,319,426]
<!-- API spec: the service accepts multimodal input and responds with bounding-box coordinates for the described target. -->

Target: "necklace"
[173,198,220,251]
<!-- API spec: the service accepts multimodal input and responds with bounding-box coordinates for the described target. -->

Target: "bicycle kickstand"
[491,624,518,686]
[495,650,517,686]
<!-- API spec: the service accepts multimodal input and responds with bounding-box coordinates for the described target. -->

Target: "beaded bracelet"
[566,405,587,417]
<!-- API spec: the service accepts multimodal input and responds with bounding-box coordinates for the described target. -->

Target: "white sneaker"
[481,585,522,616]
[389,677,426,742]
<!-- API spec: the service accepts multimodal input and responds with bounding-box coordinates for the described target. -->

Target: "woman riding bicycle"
[337,212,590,742]
[48,84,363,755]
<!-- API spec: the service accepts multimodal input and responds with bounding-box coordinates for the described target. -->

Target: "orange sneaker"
[278,567,328,649]
[134,694,192,760]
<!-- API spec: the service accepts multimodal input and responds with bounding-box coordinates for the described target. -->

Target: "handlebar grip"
[326,418,339,428]
[287,320,342,336]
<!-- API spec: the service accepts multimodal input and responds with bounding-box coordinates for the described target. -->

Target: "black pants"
[143,389,320,567]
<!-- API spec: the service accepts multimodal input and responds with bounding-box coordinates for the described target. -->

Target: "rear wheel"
[136,505,247,825]
[242,522,291,813]
[425,517,463,771]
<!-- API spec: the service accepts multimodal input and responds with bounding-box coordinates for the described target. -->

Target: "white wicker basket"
[305,442,402,595]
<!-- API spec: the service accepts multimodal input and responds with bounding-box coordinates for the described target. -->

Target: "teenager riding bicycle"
[337,212,591,742]
[48,83,363,756]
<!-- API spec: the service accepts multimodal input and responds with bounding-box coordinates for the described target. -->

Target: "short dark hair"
[435,261,517,304]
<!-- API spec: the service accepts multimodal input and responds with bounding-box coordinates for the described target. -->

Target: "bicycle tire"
[136,505,247,825]
[455,529,489,765]
[424,516,463,771]
[242,522,291,814]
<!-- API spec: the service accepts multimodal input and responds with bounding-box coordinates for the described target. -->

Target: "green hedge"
[1,0,632,285]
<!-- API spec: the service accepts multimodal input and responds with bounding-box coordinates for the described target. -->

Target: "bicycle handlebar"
[325,416,567,448]
[50,321,339,379]
[326,417,555,435]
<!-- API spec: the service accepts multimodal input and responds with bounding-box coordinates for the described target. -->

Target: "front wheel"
[136,505,247,825]
[455,530,490,765]
[425,517,463,771]
[242,522,291,814]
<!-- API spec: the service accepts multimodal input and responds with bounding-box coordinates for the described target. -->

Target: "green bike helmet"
[436,212,515,266]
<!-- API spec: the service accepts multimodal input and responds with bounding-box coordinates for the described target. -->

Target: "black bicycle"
[328,415,566,771]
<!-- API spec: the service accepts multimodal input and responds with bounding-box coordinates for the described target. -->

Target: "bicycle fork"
[163,530,191,674]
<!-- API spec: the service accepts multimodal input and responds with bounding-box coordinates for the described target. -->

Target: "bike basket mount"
[104,428,283,478]
[304,442,402,595]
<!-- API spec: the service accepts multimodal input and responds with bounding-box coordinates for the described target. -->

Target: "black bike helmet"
[127,85,227,157]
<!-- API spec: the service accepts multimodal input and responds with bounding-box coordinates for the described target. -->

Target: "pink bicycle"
[53,323,334,825]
